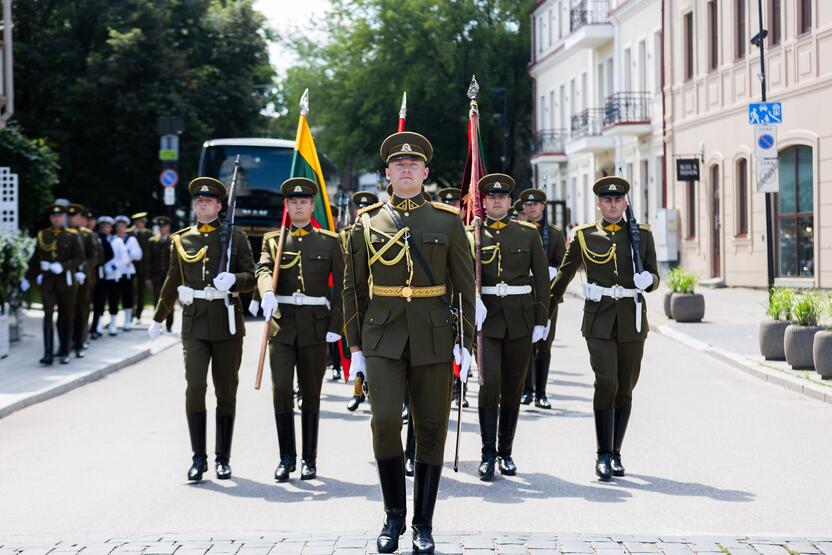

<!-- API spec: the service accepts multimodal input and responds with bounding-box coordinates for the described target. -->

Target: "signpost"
[163,186,176,206]
[159,168,178,188]
[675,159,700,181]
[156,116,184,219]
[754,125,778,160]
[757,159,779,194]
[748,102,783,125]
[159,134,179,161]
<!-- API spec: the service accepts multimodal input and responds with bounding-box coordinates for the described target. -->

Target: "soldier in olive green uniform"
[343,132,474,554]
[130,212,153,323]
[256,177,344,482]
[550,176,659,481]
[22,203,84,365]
[512,199,526,222]
[345,190,378,413]
[475,175,550,481]
[149,216,174,332]
[148,177,255,482]
[67,204,99,357]
[518,189,567,409]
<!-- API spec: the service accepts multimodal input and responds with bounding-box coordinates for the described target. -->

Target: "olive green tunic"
[149,233,173,329]
[72,226,100,348]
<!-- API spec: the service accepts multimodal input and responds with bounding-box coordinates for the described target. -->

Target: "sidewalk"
[565,279,832,404]
[0,308,181,418]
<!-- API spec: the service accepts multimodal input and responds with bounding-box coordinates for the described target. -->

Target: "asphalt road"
[1,296,829,542]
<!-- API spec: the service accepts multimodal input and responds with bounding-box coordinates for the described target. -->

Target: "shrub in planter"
[784,291,823,370]
[669,269,705,323]
[663,268,683,319]
[0,231,35,351]
[759,287,794,361]
[813,294,832,379]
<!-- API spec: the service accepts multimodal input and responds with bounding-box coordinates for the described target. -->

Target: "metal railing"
[570,1,610,32]
[570,109,606,139]
[603,92,652,126]
[533,130,568,154]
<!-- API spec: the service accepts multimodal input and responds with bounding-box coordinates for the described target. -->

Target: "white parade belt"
[276,292,329,307]
[480,283,532,297]
[582,282,639,302]
[178,285,238,304]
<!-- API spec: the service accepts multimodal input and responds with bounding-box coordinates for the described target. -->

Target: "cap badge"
[294,185,303,192]
[401,143,412,152]
[200,185,209,192]
[609,184,617,191]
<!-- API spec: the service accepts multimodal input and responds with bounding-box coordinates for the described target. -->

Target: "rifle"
[218,155,241,335]
[254,199,289,390]
[453,292,463,472]
[617,162,645,332]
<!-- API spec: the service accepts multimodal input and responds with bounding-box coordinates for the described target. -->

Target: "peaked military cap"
[513,199,525,213]
[131,211,148,221]
[86,210,96,219]
[519,188,547,203]
[380,131,433,164]
[352,191,379,208]
[281,177,318,198]
[67,203,86,216]
[47,203,67,215]
[593,176,630,196]
[437,187,461,203]
[478,173,515,195]
[153,215,172,226]
[188,176,227,199]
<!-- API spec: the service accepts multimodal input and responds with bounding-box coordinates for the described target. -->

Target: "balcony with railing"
[602,92,653,136]
[531,130,568,164]
[566,109,614,155]
[565,1,613,50]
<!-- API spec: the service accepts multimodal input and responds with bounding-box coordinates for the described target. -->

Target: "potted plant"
[784,290,823,370]
[669,269,705,322]
[664,268,681,319]
[758,287,794,361]
[812,293,832,379]
[0,230,35,355]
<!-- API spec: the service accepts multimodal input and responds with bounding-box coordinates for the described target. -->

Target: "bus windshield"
[200,144,293,194]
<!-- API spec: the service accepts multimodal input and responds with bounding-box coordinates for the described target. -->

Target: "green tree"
[276,0,534,188]
[0,124,60,230]
[12,0,276,225]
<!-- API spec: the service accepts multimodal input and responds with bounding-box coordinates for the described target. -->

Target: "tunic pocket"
[429,306,454,357]
[362,304,390,351]
[422,233,448,263]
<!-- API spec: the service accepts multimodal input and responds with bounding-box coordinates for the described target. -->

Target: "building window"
[735,0,746,59]
[776,146,814,277]
[768,0,781,45]
[581,72,587,110]
[736,158,748,235]
[687,180,697,238]
[548,9,553,47]
[797,0,811,35]
[624,48,632,90]
[684,12,694,80]
[708,1,719,70]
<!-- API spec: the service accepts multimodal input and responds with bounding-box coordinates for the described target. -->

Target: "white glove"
[453,344,473,384]
[147,321,163,341]
[49,262,64,274]
[633,271,654,291]
[248,298,260,317]
[20,279,31,292]
[475,297,487,331]
[326,332,341,343]
[74,272,86,285]
[548,266,558,281]
[212,271,236,292]
[260,291,278,320]
[177,285,195,305]
[36,274,43,285]
[531,325,546,343]
[349,350,366,382]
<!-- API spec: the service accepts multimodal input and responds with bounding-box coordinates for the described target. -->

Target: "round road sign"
[160,168,179,187]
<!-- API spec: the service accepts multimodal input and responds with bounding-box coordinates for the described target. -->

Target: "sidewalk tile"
[463,538,495,550]
[786,543,821,554]
[434,543,463,554]
[623,543,657,553]
[557,543,592,553]
[747,546,787,555]
[814,544,832,555]
[497,545,527,554]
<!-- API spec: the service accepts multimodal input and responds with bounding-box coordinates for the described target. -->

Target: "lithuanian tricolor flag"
[289,92,335,231]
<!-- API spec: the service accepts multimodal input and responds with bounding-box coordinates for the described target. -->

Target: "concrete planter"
[758,320,789,361]
[813,330,832,378]
[670,293,705,323]
[0,303,9,359]
[663,292,674,319]
[8,307,22,342]
[784,325,822,370]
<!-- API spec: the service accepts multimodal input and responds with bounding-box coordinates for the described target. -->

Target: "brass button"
[404,212,410,217]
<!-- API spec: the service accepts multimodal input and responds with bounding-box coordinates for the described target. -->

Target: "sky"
[254,0,331,74]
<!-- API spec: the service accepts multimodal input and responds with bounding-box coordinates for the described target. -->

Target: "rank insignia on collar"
[401,143,412,151]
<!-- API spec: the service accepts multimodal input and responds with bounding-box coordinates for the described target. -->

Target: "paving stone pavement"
[2,535,832,555]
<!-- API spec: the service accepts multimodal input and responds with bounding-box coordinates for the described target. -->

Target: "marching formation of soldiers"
[21,203,175,365]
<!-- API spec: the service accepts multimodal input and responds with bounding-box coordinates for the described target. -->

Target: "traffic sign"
[159,134,180,161]
[748,102,783,125]
[755,125,778,159]
[159,168,178,187]
[163,186,176,206]
[757,159,779,193]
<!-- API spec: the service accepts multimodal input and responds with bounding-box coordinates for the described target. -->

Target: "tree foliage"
[274,0,534,188]
[12,0,276,226]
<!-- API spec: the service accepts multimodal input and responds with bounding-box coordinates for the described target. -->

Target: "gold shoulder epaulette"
[638,223,652,231]
[149,235,159,243]
[65,228,78,234]
[172,226,191,236]
[431,201,460,215]
[516,220,537,230]
[263,229,282,241]
[552,224,562,232]
[357,202,383,217]
[78,227,91,235]
[315,228,339,239]
[575,222,596,232]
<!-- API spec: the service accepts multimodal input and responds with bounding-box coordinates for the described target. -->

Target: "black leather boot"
[594,409,614,481]
[39,326,54,365]
[401,400,410,422]
[461,382,469,408]
[497,407,519,476]
[612,407,631,477]
[478,407,498,481]
[300,410,319,480]
[376,455,407,553]
[215,412,234,480]
[534,357,552,409]
[452,378,461,408]
[404,415,416,477]
[412,462,442,554]
[186,411,208,482]
[274,411,297,482]
[520,359,534,405]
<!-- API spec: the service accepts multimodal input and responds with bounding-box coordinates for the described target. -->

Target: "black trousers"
[108,276,134,314]
[91,278,108,332]
[135,272,148,319]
